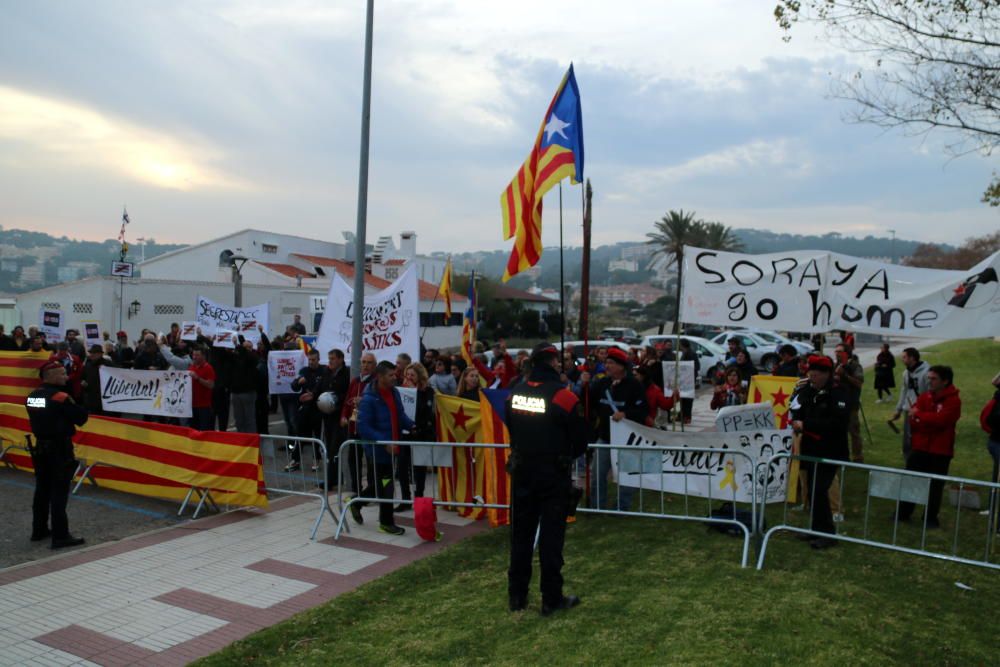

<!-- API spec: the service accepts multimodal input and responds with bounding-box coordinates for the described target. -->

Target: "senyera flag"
[0,403,267,508]
[501,64,584,282]
[438,257,453,320]
[460,272,477,366]
[0,351,49,404]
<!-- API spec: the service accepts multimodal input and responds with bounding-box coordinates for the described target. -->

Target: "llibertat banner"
[195,295,268,344]
[679,246,1000,338]
[315,264,419,364]
[267,350,307,395]
[610,419,792,503]
[99,366,193,418]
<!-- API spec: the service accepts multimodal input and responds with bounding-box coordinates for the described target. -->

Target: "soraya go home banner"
[679,246,1000,338]
[99,366,193,418]
[315,264,420,364]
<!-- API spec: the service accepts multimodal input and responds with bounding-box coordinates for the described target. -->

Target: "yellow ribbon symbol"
[719,459,737,492]
[153,391,162,409]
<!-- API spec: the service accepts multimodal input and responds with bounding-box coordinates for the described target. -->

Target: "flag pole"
[559,183,565,355]
[350,0,375,378]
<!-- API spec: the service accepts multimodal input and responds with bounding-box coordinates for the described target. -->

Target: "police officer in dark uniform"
[506,343,589,615]
[27,360,89,549]
[788,354,850,550]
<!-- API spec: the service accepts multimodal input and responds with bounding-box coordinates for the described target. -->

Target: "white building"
[15,229,464,351]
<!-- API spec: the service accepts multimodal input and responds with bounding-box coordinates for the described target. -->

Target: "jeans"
[231,391,257,433]
[589,440,634,511]
[279,395,298,437]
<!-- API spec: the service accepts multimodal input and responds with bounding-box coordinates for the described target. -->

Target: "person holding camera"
[505,343,590,615]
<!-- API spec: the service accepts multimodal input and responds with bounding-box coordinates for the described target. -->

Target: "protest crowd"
[6,309,1000,551]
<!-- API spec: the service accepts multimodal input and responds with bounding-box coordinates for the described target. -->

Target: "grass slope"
[201,340,1000,666]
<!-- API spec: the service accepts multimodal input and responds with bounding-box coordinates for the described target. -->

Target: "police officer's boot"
[541,594,580,616]
[508,593,527,612]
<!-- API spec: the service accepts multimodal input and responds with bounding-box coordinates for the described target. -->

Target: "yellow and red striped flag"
[0,351,50,403]
[460,273,477,366]
[501,64,584,282]
[435,393,487,519]
[0,404,267,508]
[479,388,511,527]
[438,257,453,320]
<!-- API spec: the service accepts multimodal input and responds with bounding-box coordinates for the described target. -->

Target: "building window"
[42,302,60,310]
[153,305,184,315]
[262,244,278,254]
[72,303,93,314]
[385,267,399,280]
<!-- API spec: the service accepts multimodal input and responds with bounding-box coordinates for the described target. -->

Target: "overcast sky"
[1,0,996,256]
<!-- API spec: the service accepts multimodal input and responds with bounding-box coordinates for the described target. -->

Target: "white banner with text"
[679,246,1000,338]
[99,366,193,418]
[195,296,268,344]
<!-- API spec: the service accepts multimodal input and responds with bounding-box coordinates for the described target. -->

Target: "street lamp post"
[230,254,249,307]
[889,229,896,265]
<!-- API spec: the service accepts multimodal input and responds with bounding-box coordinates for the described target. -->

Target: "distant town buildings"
[589,284,667,307]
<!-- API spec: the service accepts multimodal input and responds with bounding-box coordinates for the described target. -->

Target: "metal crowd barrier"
[332,439,762,567]
[582,443,759,568]
[756,454,1000,572]
[259,434,338,540]
[0,436,28,470]
[332,439,509,540]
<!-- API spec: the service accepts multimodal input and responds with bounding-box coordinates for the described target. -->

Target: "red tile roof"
[255,261,316,279]
[385,258,407,265]
[290,254,464,302]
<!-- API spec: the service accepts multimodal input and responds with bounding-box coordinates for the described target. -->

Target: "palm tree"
[701,221,744,252]
[646,210,705,333]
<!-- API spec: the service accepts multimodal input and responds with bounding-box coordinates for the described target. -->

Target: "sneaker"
[379,523,405,536]
[833,513,844,523]
[349,503,364,525]
[541,595,581,616]
[790,504,806,512]
[51,536,85,550]
[283,461,300,472]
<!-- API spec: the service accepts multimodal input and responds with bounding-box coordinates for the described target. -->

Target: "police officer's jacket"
[789,379,850,460]
[506,364,589,463]
[25,383,89,459]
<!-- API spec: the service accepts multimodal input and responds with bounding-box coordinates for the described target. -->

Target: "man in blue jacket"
[357,360,415,535]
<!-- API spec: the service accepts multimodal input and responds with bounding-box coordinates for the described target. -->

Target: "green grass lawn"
[200,339,1000,666]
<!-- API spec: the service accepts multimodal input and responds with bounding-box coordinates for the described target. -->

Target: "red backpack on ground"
[413,496,442,542]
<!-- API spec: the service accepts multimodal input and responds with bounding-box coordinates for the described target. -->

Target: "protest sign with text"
[99,366,192,418]
[195,295,268,344]
[610,419,791,503]
[82,321,102,347]
[715,402,776,432]
[39,308,64,343]
[680,246,1000,338]
[267,350,308,395]
[314,265,419,364]
[662,360,696,399]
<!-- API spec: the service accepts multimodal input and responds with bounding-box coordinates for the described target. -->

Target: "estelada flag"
[435,393,486,519]
[747,375,799,430]
[480,388,511,527]
[500,64,584,282]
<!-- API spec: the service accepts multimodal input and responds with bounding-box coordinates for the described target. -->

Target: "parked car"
[711,330,783,371]
[744,330,814,357]
[598,327,642,345]
[554,340,631,364]
[639,334,728,382]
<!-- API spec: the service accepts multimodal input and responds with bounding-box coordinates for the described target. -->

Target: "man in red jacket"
[896,365,961,528]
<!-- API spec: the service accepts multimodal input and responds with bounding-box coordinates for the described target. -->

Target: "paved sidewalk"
[0,497,482,666]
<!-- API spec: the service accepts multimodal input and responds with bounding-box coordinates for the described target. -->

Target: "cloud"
[0,86,250,191]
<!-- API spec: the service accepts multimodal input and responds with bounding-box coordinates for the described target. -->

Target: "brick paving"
[0,496,482,666]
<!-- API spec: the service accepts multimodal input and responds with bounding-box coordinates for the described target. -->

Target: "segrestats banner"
[195,296,269,344]
[99,366,193,418]
[610,419,792,503]
[679,246,1000,338]
[314,264,419,364]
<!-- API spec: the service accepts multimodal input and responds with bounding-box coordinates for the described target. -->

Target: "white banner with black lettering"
[195,296,268,344]
[99,366,193,418]
[314,265,419,364]
[680,246,1000,338]
[610,419,791,503]
[267,350,308,395]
